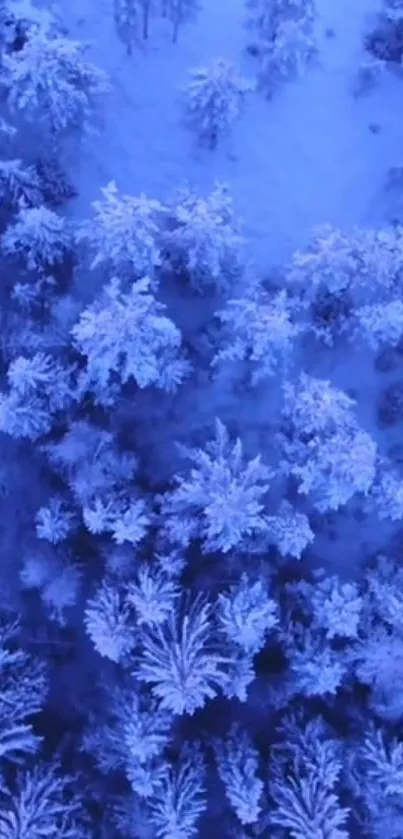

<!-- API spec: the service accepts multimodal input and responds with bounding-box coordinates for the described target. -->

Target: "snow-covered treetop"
[164,183,245,292]
[0,159,42,209]
[71,275,191,393]
[282,374,377,511]
[78,181,166,276]
[214,287,301,381]
[2,204,71,270]
[217,572,278,655]
[246,0,316,40]
[2,27,109,140]
[160,419,272,553]
[214,723,264,826]
[134,596,230,715]
[282,372,357,435]
[286,224,403,301]
[183,58,253,149]
[45,420,138,507]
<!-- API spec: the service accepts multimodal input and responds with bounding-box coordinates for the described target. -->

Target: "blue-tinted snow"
[60,0,403,275]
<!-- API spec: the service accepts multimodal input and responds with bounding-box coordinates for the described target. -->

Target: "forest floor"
[58,0,403,275]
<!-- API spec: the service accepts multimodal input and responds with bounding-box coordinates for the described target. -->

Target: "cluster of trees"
[113,0,202,48]
[244,0,318,95]
[180,0,320,146]
[0,1,403,839]
[110,0,321,151]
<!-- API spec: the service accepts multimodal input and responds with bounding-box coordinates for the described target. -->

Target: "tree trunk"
[172,15,179,42]
[142,0,151,38]
[209,127,217,150]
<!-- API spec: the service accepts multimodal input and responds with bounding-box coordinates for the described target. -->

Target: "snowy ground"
[58,0,403,275]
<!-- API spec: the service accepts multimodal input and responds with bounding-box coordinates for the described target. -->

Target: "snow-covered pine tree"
[281,373,377,512]
[368,466,403,522]
[0,612,48,764]
[134,596,229,715]
[268,718,350,838]
[44,421,138,509]
[164,183,244,293]
[365,555,403,629]
[245,0,316,45]
[159,419,272,553]
[35,496,77,544]
[82,683,172,778]
[282,372,357,436]
[217,573,278,656]
[1,26,109,142]
[39,563,82,627]
[351,556,403,721]
[258,16,318,97]
[354,299,403,350]
[285,224,403,344]
[147,745,206,839]
[182,58,253,149]
[0,159,42,214]
[286,625,349,697]
[71,276,191,394]
[288,425,377,512]
[0,764,87,839]
[2,205,71,271]
[77,180,166,277]
[353,627,403,721]
[82,494,150,546]
[214,724,263,826]
[0,352,76,440]
[126,564,180,627]
[85,581,137,663]
[309,574,363,640]
[222,651,256,702]
[350,726,403,839]
[265,500,314,558]
[214,286,301,380]
[286,225,403,301]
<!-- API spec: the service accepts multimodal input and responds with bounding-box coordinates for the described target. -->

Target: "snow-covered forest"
[1,0,403,836]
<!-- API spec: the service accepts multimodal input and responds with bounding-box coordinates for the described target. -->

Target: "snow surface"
[58,0,403,275]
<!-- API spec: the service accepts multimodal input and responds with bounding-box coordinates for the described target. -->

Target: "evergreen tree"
[77,181,166,276]
[1,27,109,142]
[159,419,272,553]
[183,59,253,149]
[164,183,244,293]
[214,724,263,826]
[147,745,206,839]
[2,205,71,271]
[0,352,75,440]
[269,718,349,839]
[134,596,229,715]
[71,276,191,395]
